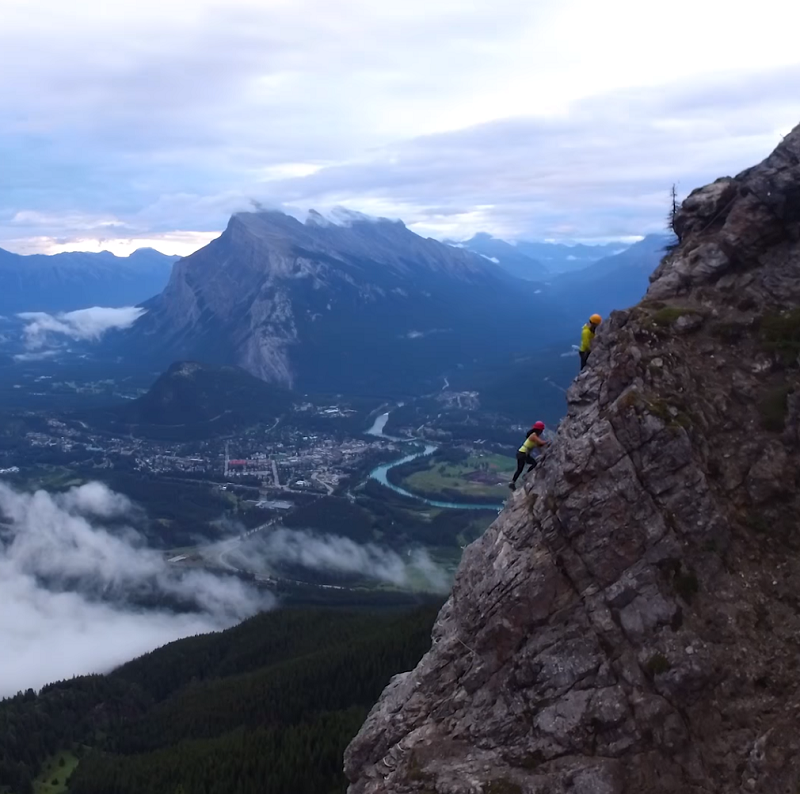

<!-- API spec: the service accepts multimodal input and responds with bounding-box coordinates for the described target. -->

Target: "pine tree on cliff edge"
[664,183,681,253]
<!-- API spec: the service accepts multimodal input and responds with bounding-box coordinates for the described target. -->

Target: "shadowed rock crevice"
[345,124,800,793]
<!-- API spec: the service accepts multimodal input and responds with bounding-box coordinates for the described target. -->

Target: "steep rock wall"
[345,125,800,794]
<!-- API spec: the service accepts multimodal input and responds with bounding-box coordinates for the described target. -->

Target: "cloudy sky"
[2,0,799,256]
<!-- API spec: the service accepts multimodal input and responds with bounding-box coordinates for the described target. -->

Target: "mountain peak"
[225,207,409,248]
[110,359,292,436]
[116,205,555,394]
[647,124,800,305]
[310,206,405,228]
[305,208,332,227]
[128,247,179,260]
[468,231,496,243]
[345,123,800,792]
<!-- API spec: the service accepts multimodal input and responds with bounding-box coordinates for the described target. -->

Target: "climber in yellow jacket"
[509,421,549,491]
[579,314,602,371]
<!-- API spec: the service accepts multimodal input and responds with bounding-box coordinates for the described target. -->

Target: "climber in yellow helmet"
[579,314,602,371]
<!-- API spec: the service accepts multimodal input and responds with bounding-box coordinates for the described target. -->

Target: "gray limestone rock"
[345,123,800,794]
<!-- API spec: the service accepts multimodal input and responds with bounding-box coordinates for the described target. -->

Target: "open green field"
[32,751,79,794]
[2,465,86,492]
[401,452,516,500]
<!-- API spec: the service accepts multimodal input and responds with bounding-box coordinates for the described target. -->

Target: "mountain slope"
[135,360,290,425]
[583,232,674,279]
[549,233,674,321]
[116,211,566,397]
[345,126,800,792]
[83,361,293,440]
[451,234,628,280]
[448,233,549,280]
[0,247,177,313]
[445,234,675,413]
[515,239,626,273]
[0,606,439,794]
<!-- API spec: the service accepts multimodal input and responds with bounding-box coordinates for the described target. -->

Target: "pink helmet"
[532,421,545,431]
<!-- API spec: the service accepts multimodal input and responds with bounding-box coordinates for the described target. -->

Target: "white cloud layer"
[0,480,450,695]
[0,481,272,696]
[227,527,450,593]
[1,0,799,251]
[18,306,147,349]
[4,231,220,258]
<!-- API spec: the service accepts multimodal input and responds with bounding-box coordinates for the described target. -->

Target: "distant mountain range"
[447,233,550,280]
[548,233,675,320]
[448,233,628,280]
[123,233,669,427]
[442,233,674,422]
[515,239,629,274]
[1,212,671,415]
[111,210,570,398]
[0,247,178,314]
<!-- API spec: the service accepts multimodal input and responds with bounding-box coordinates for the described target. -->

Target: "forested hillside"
[0,606,439,794]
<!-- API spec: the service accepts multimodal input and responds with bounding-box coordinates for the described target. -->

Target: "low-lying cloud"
[12,349,59,362]
[227,527,450,593]
[0,480,272,697]
[18,306,146,349]
[0,480,452,695]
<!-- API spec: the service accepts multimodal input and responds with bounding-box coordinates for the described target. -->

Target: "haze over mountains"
[0,247,177,314]
[112,210,572,397]
[107,211,667,399]
[450,232,627,280]
[548,232,675,319]
[0,208,670,419]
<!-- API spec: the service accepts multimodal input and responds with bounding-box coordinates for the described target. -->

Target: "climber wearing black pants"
[512,451,537,484]
[509,421,549,491]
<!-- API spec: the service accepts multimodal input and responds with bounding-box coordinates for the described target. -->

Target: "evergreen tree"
[0,606,439,794]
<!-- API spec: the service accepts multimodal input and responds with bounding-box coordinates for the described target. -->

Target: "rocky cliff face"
[345,126,800,793]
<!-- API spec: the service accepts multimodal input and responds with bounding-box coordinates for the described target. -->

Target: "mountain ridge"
[116,209,566,397]
[449,233,630,279]
[547,232,675,320]
[91,360,293,438]
[0,247,178,314]
[447,233,549,280]
[345,125,800,792]
[515,238,627,273]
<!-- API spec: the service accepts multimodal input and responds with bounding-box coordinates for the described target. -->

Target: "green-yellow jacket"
[579,323,595,353]
[519,433,546,455]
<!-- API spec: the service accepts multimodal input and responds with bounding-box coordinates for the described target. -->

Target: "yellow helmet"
[589,314,602,325]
